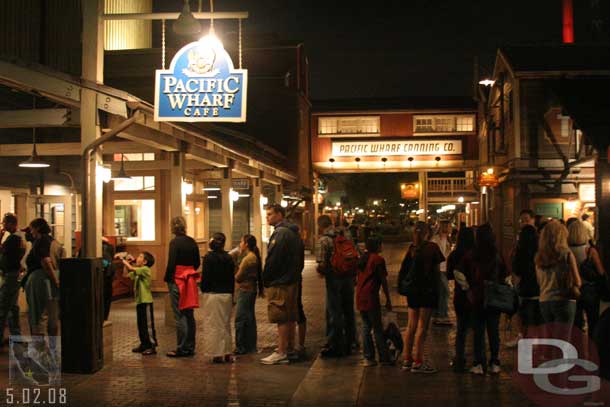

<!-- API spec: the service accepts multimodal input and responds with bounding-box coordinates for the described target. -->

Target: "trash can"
[59,257,104,374]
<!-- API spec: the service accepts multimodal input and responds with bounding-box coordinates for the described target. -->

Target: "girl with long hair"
[400,221,444,373]
[446,226,475,372]
[201,232,235,363]
[234,234,264,355]
[462,223,508,375]
[536,221,581,324]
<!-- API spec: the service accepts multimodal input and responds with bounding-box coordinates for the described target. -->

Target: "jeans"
[454,309,472,366]
[575,283,600,336]
[0,272,21,341]
[434,272,449,319]
[167,282,196,353]
[235,289,257,353]
[136,303,155,348]
[325,274,355,353]
[473,308,501,366]
[540,300,577,324]
[360,308,390,362]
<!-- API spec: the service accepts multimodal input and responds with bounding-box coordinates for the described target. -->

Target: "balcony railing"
[428,177,475,196]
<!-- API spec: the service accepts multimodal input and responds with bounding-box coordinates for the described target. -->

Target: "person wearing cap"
[0,213,26,347]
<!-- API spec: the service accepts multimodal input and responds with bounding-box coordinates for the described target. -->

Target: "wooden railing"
[428,177,475,195]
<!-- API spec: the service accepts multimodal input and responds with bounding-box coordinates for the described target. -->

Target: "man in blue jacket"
[260,204,301,365]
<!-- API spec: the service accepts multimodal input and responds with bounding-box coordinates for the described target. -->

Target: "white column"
[251,178,263,259]
[220,169,233,247]
[81,0,104,257]
[418,171,428,221]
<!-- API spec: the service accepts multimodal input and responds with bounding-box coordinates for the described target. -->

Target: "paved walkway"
[1,244,608,406]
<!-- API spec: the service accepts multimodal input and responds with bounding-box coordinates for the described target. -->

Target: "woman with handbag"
[461,223,508,375]
[568,220,606,336]
[399,221,444,374]
[536,220,582,324]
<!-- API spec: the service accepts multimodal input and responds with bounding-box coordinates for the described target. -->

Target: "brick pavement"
[1,244,608,406]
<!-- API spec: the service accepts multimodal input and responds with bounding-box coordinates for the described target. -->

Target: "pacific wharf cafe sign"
[331,139,463,157]
[154,37,247,122]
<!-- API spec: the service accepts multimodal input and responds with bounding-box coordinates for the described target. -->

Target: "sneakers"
[360,359,378,367]
[470,364,485,375]
[411,361,437,374]
[401,360,413,371]
[489,362,501,374]
[504,334,522,348]
[260,352,290,365]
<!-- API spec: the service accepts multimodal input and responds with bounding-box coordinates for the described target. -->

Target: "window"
[114,199,156,241]
[414,118,433,132]
[318,116,380,137]
[456,116,474,132]
[414,115,475,133]
[114,176,155,191]
[185,200,205,239]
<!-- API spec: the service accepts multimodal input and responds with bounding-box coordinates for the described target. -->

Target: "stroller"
[383,312,404,362]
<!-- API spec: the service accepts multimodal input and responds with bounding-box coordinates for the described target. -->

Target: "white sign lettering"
[331,139,462,157]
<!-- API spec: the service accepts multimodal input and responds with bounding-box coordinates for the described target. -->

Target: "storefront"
[311,99,480,231]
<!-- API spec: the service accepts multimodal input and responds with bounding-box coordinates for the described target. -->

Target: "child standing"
[356,236,393,366]
[123,252,157,355]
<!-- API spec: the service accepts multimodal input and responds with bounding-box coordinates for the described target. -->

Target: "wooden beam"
[102,141,158,154]
[185,144,228,168]
[233,160,260,178]
[106,160,170,171]
[0,142,81,156]
[0,109,80,128]
[114,122,182,152]
[261,171,282,185]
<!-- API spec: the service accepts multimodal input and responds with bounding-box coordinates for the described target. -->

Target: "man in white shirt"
[431,221,452,326]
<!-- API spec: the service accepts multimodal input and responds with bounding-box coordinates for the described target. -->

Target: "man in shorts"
[260,204,301,365]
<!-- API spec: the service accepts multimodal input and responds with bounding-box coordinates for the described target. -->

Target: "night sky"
[165,0,609,100]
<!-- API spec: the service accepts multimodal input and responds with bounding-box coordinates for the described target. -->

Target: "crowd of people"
[1,205,608,379]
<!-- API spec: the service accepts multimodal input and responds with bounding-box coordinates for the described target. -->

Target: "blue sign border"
[154,40,248,123]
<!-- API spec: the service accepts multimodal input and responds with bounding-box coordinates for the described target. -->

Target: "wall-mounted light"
[458,196,464,203]
[435,156,441,163]
[280,200,288,208]
[96,164,111,183]
[329,158,335,163]
[182,180,194,195]
[381,157,388,163]
[111,154,131,180]
[355,157,361,162]
[230,189,240,202]
[260,196,268,206]
[487,167,494,175]
[479,78,495,87]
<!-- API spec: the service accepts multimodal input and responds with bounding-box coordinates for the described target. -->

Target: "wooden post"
[251,178,263,260]
[81,0,104,257]
[595,152,610,266]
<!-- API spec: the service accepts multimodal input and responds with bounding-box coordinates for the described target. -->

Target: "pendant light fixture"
[173,0,201,36]
[19,128,50,168]
[111,154,132,180]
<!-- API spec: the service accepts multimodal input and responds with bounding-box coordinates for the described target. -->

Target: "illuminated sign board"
[579,183,595,202]
[331,139,462,157]
[154,38,247,122]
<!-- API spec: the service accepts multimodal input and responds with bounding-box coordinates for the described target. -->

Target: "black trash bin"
[59,257,104,374]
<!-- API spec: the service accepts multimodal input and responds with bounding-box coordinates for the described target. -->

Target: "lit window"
[318,116,380,137]
[434,118,454,132]
[456,116,474,132]
[114,199,155,241]
[415,118,433,132]
[114,176,155,191]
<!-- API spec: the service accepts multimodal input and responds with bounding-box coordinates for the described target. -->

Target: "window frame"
[318,116,381,138]
[413,114,475,134]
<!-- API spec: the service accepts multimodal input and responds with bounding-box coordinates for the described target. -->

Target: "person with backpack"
[568,220,606,336]
[398,221,444,373]
[316,214,359,358]
[356,236,392,366]
[460,223,508,375]
[446,226,475,372]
